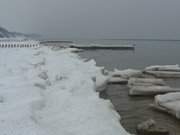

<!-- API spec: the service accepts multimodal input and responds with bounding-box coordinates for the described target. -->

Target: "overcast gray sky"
[0,0,180,39]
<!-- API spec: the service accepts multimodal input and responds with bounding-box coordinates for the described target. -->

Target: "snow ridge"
[0,47,130,135]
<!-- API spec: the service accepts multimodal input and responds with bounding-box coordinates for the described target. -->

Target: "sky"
[0,0,180,39]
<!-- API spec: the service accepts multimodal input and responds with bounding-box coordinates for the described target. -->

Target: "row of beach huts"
[0,39,40,48]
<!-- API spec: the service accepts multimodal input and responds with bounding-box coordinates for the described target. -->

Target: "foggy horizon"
[1,0,180,39]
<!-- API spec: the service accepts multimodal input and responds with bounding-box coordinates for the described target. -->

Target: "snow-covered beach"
[1,39,180,135]
[0,46,130,135]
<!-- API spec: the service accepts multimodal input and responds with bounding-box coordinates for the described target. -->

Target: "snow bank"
[0,46,130,135]
[154,93,180,119]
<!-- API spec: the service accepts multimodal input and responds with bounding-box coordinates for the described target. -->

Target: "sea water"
[79,39,180,135]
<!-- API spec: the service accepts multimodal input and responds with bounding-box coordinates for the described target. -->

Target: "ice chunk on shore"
[144,70,180,78]
[108,77,128,85]
[111,69,142,79]
[129,86,180,96]
[145,65,180,72]
[96,67,110,92]
[128,78,165,86]
[154,92,180,119]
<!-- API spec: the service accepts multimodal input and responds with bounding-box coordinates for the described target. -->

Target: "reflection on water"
[80,40,180,135]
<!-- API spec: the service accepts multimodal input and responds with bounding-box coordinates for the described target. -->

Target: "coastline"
[79,42,180,135]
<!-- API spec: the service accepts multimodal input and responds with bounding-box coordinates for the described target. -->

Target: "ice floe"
[145,65,180,72]
[111,69,142,79]
[144,70,180,78]
[128,78,166,87]
[153,92,180,119]
[129,86,180,96]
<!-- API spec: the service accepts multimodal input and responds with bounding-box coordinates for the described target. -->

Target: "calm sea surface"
[78,39,180,70]
[79,39,180,135]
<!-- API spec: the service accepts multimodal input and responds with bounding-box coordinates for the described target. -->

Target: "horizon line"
[100,38,180,41]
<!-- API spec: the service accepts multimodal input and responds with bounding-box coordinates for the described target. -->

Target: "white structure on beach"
[0,39,40,48]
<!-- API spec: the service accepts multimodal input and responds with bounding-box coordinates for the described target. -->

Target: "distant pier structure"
[0,39,40,48]
[40,40,135,50]
[40,40,73,47]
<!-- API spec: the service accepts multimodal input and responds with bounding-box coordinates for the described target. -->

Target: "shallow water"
[104,84,180,135]
[79,39,180,135]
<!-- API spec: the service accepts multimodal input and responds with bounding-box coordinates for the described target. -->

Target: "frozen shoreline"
[0,46,130,135]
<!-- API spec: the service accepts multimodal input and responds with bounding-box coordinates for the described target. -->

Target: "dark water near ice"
[79,39,180,135]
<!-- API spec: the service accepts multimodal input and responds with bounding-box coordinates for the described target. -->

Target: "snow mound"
[0,46,130,135]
